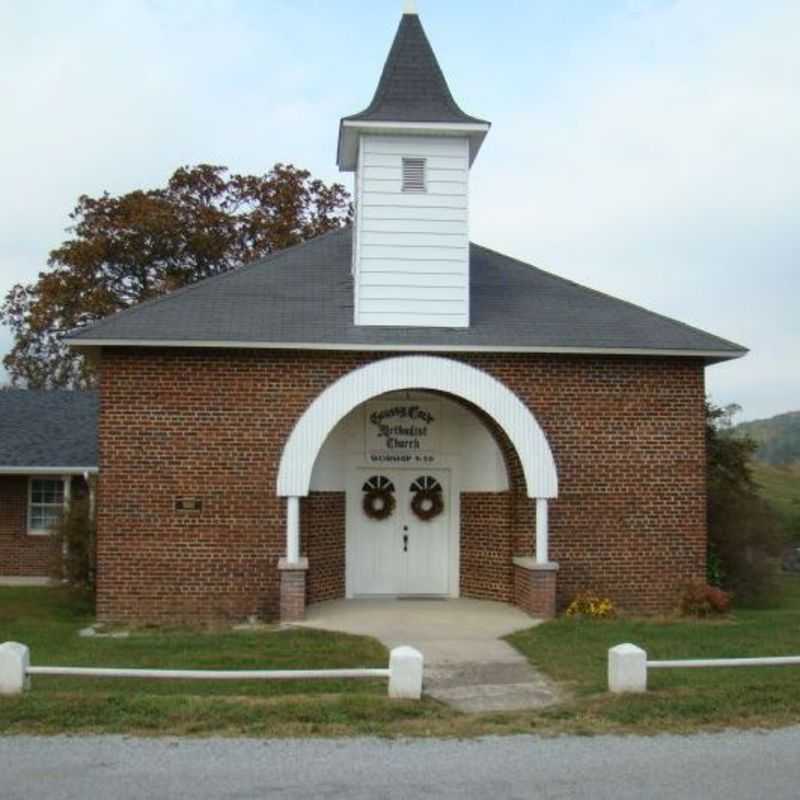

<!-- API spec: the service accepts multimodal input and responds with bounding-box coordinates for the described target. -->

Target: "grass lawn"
[752,460,800,538]
[508,576,800,734]
[0,588,449,737]
[2,583,800,737]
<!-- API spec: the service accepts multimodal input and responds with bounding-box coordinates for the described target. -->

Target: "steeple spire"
[343,12,486,127]
[337,10,490,171]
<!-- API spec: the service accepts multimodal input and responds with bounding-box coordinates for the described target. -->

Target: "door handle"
[403,534,409,552]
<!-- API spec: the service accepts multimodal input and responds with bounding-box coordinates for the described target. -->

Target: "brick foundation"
[514,559,558,618]
[279,558,308,622]
[95,349,707,624]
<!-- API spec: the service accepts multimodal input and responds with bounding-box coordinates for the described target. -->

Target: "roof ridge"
[470,241,747,353]
[68,226,351,341]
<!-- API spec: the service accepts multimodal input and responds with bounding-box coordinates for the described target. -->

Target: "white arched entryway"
[277,356,558,570]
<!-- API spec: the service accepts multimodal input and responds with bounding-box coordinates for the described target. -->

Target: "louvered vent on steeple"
[402,158,426,192]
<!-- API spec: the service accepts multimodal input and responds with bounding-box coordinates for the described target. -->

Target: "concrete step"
[426,681,562,713]
[424,660,536,689]
[424,658,563,712]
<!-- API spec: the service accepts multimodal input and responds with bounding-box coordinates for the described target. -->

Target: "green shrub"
[50,497,96,596]
[707,402,785,606]
[706,541,726,587]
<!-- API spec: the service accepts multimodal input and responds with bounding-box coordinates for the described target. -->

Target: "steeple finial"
[403,0,417,14]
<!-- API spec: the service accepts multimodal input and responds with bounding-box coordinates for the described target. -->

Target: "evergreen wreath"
[409,475,444,522]
[362,475,396,521]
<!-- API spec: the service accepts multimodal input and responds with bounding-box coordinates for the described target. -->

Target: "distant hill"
[735,411,800,466]
[734,410,800,541]
[750,461,800,540]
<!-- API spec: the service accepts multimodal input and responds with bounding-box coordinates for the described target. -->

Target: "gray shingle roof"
[0,391,98,469]
[67,226,746,360]
[342,12,488,126]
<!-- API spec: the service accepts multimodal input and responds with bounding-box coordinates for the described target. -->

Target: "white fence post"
[0,642,30,695]
[388,646,424,699]
[608,643,647,693]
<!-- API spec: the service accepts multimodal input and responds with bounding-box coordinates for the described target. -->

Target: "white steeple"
[339,10,490,328]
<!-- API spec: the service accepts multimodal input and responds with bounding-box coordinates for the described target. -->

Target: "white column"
[535,498,549,565]
[62,475,71,511]
[84,472,96,520]
[286,496,300,564]
[61,475,72,562]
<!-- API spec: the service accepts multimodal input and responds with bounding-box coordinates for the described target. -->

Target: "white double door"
[348,468,451,597]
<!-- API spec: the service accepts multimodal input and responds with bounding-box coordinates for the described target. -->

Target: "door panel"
[403,472,450,595]
[349,472,402,595]
[348,468,450,597]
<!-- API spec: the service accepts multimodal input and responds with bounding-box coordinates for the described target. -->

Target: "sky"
[0,0,797,421]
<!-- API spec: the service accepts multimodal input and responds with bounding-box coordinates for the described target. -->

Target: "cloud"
[470,0,800,418]
[0,0,344,372]
[0,0,796,420]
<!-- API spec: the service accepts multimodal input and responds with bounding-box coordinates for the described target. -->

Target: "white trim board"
[0,467,98,475]
[338,121,490,170]
[341,121,491,134]
[66,339,745,362]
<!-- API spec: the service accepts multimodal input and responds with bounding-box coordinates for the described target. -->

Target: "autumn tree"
[1,164,351,388]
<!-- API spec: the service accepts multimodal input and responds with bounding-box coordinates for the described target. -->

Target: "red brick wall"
[302,492,345,604]
[0,476,60,577]
[460,492,513,602]
[96,349,707,623]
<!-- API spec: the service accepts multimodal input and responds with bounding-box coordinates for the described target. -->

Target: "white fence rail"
[608,643,800,693]
[0,641,424,700]
[26,666,391,681]
[649,656,800,669]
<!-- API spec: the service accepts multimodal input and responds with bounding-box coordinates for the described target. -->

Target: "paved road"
[2,729,799,799]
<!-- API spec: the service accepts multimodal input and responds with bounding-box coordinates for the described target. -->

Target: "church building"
[7,6,744,623]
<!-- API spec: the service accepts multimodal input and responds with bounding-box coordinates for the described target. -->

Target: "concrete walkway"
[295,598,562,712]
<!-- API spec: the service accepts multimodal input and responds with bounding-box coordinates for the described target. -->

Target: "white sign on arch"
[277,355,558,500]
[365,399,441,466]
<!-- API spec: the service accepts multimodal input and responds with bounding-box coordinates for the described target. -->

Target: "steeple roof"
[343,12,487,125]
